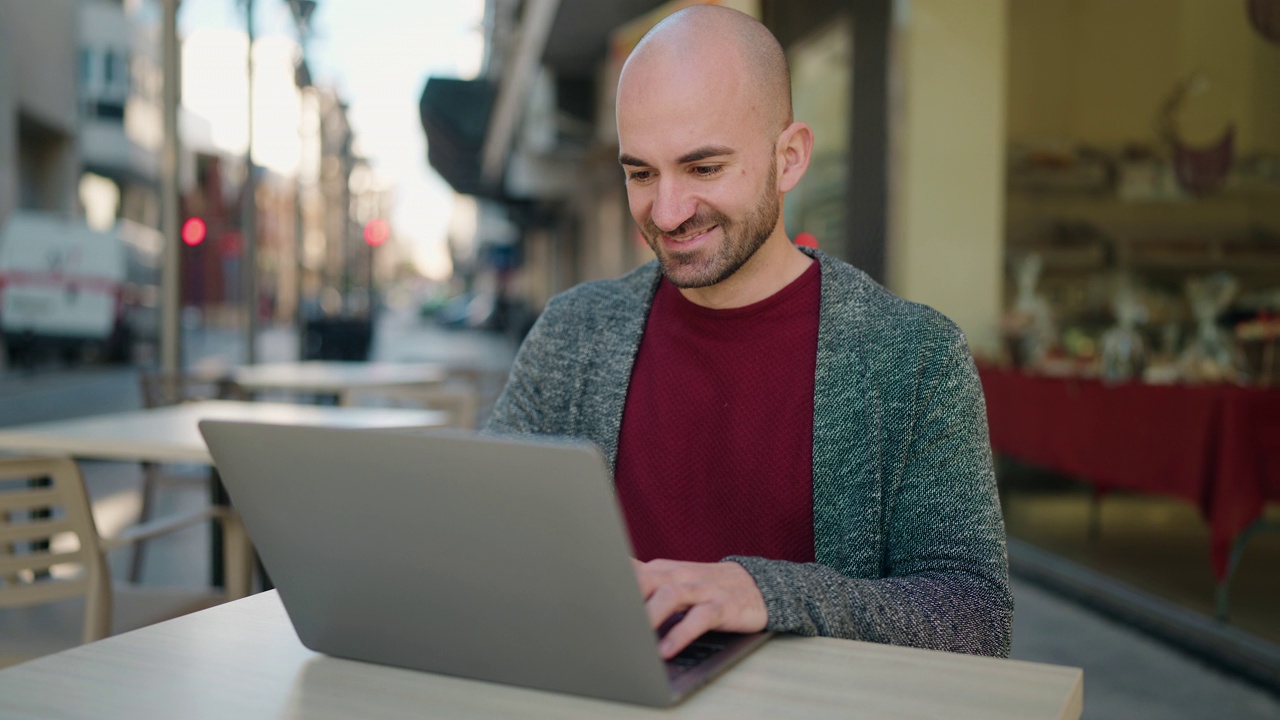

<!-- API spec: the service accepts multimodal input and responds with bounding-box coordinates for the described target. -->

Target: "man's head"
[616,5,812,294]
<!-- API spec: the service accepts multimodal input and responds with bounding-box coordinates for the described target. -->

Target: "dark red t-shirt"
[614,260,820,563]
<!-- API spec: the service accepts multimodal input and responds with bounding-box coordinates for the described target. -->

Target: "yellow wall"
[888,0,1008,355]
[1008,0,1280,153]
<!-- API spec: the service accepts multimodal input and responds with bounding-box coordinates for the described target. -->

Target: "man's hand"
[632,558,768,659]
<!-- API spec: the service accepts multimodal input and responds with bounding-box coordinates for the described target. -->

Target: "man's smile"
[664,224,720,245]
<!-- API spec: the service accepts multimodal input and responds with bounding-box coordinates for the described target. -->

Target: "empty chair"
[339,382,481,429]
[131,370,247,581]
[0,456,248,668]
[138,370,248,408]
[439,366,509,427]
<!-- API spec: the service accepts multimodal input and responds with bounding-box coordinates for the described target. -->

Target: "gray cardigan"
[486,248,1013,657]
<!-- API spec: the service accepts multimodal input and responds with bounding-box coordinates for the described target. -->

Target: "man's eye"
[627,170,653,183]
[692,165,722,177]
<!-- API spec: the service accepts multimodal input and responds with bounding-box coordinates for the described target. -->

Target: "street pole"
[160,0,182,375]
[287,0,317,360]
[294,107,306,360]
[340,135,351,310]
[241,0,258,364]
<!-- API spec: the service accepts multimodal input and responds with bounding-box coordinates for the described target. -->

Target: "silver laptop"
[198,421,771,707]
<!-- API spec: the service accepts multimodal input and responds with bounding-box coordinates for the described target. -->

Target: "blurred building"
[175,155,306,328]
[0,0,81,227]
[77,0,164,233]
[179,28,334,327]
[180,152,236,316]
[421,0,1007,350]
[316,88,356,314]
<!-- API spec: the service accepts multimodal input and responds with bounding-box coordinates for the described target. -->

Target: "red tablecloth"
[979,366,1280,579]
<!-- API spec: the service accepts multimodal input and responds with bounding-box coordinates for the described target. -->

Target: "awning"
[419,77,498,197]
[543,0,668,77]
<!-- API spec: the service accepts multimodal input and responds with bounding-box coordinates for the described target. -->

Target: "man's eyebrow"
[678,146,735,164]
[617,146,736,167]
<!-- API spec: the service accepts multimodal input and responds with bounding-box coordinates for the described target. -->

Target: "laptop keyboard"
[664,636,731,680]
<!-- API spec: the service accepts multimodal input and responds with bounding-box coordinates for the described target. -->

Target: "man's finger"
[658,604,718,659]
[634,558,684,599]
[644,582,696,631]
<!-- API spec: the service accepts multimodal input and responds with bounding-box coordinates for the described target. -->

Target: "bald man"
[487,5,1012,660]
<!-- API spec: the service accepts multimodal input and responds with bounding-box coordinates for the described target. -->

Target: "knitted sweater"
[485,248,1014,657]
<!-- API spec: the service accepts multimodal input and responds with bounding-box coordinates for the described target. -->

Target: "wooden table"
[0,590,1083,719]
[0,400,449,591]
[230,361,449,399]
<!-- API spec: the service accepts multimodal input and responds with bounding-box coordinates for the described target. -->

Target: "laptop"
[198,421,772,707]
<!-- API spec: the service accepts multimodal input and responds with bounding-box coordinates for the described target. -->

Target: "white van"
[0,211,160,365]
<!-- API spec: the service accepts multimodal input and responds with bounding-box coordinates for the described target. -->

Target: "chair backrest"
[0,457,111,644]
[139,371,247,408]
[339,383,480,429]
[443,367,508,427]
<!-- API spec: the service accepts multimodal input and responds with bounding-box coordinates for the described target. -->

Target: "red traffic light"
[363,218,390,247]
[182,217,207,246]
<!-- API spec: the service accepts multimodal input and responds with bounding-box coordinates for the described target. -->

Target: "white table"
[0,400,449,592]
[0,590,1083,719]
[0,399,449,464]
[230,361,449,398]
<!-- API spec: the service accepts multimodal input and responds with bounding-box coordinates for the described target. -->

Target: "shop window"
[1004,0,1280,382]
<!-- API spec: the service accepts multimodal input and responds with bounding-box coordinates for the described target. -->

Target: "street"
[0,305,518,428]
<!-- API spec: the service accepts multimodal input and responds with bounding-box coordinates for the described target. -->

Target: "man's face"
[617,53,782,289]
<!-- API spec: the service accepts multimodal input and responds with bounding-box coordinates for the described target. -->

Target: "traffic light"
[363,218,390,247]
[182,217,207,246]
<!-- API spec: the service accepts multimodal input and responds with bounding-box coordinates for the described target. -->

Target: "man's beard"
[640,164,780,289]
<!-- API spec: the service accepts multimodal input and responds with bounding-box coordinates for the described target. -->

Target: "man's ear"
[776,121,814,194]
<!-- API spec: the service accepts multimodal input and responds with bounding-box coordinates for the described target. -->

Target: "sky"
[177,0,486,279]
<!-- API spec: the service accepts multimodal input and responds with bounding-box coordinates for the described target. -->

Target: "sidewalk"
[1011,575,1280,719]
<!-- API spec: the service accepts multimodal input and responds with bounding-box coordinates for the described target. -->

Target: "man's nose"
[650,177,696,234]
